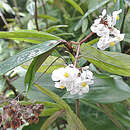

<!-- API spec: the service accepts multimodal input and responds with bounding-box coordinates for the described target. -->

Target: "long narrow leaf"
[81,46,130,76]
[0,40,61,76]
[35,84,87,130]
[65,0,84,15]
[24,51,52,92]
[0,30,61,44]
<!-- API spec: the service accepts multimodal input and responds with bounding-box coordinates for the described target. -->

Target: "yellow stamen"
[117,37,121,41]
[110,41,115,46]
[60,85,65,89]
[82,82,87,87]
[116,15,119,20]
[64,72,69,78]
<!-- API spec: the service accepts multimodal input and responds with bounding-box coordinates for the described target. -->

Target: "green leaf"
[24,51,52,92]
[11,74,63,102]
[65,0,84,15]
[38,14,57,22]
[22,56,65,74]
[34,84,68,109]
[40,107,62,117]
[113,103,130,127]
[86,38,99,47]
[35,84,87,130]
[66,110,87,130]
[82,19,88,33]
[74,0,110,31]
[56,33,75,37]
[81,46,130,76]
[0,30,61,44]
[97,104,125,130]
[46,25,68,33]
[63,74,130,103]
[40,110,65,130]
[123,33,130,43]
[0,40,61,76]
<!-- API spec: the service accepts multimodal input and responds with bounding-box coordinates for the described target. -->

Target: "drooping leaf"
[0,30,61,44]
[0,40,61,76]
[65,0,84,15]
[22,56,65,73]
[74,0,110,31]
[35,84,87,130]
[81,46,130,76]
[24,51,52,92]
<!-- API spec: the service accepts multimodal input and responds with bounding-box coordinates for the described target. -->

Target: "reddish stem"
[80,32,94,45]
[74,32,94,67]
[74,32,94,118]
[74,43,81,67]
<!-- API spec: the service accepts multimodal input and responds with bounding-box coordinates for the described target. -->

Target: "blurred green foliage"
[0,0,130,130]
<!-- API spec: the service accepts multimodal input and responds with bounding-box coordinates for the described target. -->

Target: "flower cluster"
[0,100,44,130]
[51,65,94,95]
[91,9,125,50]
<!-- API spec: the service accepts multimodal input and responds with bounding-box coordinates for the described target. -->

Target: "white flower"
[90,9,125,50]
[51,68,65,81]
[70,77,93,95]
[97,28,125,50]
[69,66,94,95]
[51,64,79,91]
[81,67,94,80]
[107,9,122,27]
[51,65,79,82]
[51,65,94,96]
[91,23,110,37]
[100,9,106,18]
[54,81,74,91]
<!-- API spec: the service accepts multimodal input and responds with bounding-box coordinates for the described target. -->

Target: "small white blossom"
[54,81,74,91]
[51,65,79,82]
[51,65,79,91]
[97,28,125,50]
[81,66,94,80]
[91,23,110,37]
[90,9,125,50]
[107,9,122,27]
[52,65,94,96]
[100,9,106,18]
[70,77,93,95]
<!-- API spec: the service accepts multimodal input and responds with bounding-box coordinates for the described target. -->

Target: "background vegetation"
[0,0,130,129]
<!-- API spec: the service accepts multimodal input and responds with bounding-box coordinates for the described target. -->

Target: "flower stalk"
[74,32,95,117]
